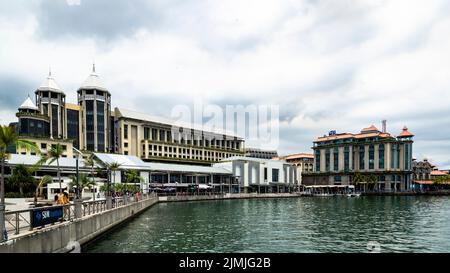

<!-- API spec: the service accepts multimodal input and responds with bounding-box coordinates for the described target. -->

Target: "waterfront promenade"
[0,192,306,253]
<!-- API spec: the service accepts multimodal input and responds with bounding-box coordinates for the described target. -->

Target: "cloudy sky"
[1,0,449,168]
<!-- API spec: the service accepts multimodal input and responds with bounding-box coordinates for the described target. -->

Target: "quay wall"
[158,192,302,202]
[0,197,158,253]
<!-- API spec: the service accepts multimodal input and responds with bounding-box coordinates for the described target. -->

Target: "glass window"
[272,169,279,182]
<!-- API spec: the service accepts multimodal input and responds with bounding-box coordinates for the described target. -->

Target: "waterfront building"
[412,159,434,181]
[93,153,235,193]
[273,153,314,188]
[244,148,278,159]
[77,65,112,153]
[113,108,245,165]
[304,124,414,192]
[10,67,245,164]
[213,156,297,193]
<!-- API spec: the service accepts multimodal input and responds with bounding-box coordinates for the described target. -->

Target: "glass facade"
[404,143,410,170]
[67,109,79,149]
[19,118,50,138]
[51,104,58,138]
[97,101,105,152]
[86,100,95,151]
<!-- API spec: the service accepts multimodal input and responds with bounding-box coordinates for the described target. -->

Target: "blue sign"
[30,206,64,228]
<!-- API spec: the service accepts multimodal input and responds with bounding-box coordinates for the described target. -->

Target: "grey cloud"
[0,77,35,111]
[36,0,163,41]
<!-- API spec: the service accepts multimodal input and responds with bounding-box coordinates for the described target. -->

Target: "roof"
[431,170,448,176]
[398,126,414,138]
[361,124,379,133]
[93,153,232,175]
[79,72,109,92]
[219,156,289,164]
[19,96,38,111]
[66,103,81,111]
[274,153,314,161]
[116,108,242,138]
[6,154,88,168]
[314,124,413,143]
[36,75,64,94]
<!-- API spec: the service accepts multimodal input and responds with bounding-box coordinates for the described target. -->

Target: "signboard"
[30,206,64,228]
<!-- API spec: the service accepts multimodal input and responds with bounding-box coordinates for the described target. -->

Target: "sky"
[0,0,449,168]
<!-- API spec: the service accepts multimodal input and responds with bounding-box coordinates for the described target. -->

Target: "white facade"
[214,156,298,193]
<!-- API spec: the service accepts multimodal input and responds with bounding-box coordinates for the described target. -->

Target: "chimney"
[382,119,387,133]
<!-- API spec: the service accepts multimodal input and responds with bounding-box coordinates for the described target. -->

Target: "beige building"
[114,108,245,165]
[305,124,414,192]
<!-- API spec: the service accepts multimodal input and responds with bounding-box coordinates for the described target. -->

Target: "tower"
[16,95,50,138]
[77,64,111,152]
[35,71,66,139]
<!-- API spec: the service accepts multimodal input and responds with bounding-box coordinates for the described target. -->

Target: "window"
[315,150,321,172]
[123,124,128,140]
[334,176,342,183]
[391,144,395,169]
[333,147,339,171]
[41,143,47,149]
[344,146,350,171]
[325,149,330,172]
[404,143,410,170]
[264,168,268,181]
[144,127,149,140]
[272,168,279,182]
[124,142,128,148]
[378,144,385,169]
[359,146,365,170]
[369,144,375,169]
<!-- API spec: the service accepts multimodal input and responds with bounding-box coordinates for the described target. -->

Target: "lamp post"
[72,147,83,219]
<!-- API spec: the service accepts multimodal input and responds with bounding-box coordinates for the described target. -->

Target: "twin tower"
[16,65,113,153]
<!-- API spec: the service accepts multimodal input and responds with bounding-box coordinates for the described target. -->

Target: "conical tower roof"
[78,64,109,93]
[19,95,38,111]
[36,70,64,94]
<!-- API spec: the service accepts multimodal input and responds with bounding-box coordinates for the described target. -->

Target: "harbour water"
[85,196,450,253]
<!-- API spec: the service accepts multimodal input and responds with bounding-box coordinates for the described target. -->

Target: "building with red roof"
[304,122,414,192]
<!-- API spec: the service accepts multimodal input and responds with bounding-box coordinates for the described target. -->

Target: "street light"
[72,147,84,219]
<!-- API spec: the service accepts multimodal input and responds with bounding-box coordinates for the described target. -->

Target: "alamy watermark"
[170,100,280,150]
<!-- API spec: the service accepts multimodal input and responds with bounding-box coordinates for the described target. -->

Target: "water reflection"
[85,196,450,253]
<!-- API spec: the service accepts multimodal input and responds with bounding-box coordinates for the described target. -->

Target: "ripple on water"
[85,196,450,253]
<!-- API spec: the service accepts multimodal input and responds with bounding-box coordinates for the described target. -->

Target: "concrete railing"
[0,196,158,253]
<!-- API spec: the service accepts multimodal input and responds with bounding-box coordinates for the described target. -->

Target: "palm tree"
[39,143,64,194]
[125,169,144,191]
[69,174,97,200]
[1,125,39,241]
[107,162,122,186]
[34,175,53,204]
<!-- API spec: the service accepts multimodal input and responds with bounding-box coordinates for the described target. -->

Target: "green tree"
[8,164,36,195]
[69,174,97,200]
[433,175,450,186]
[1,125,39,241]
[34,175,53,204]
[39,143,64,194]
[125,169,143,185]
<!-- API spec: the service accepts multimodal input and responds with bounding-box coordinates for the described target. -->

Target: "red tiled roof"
[274,153,314,160]
[398,126,414,137]
[431,170,448,176]
[361,124,379,132]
